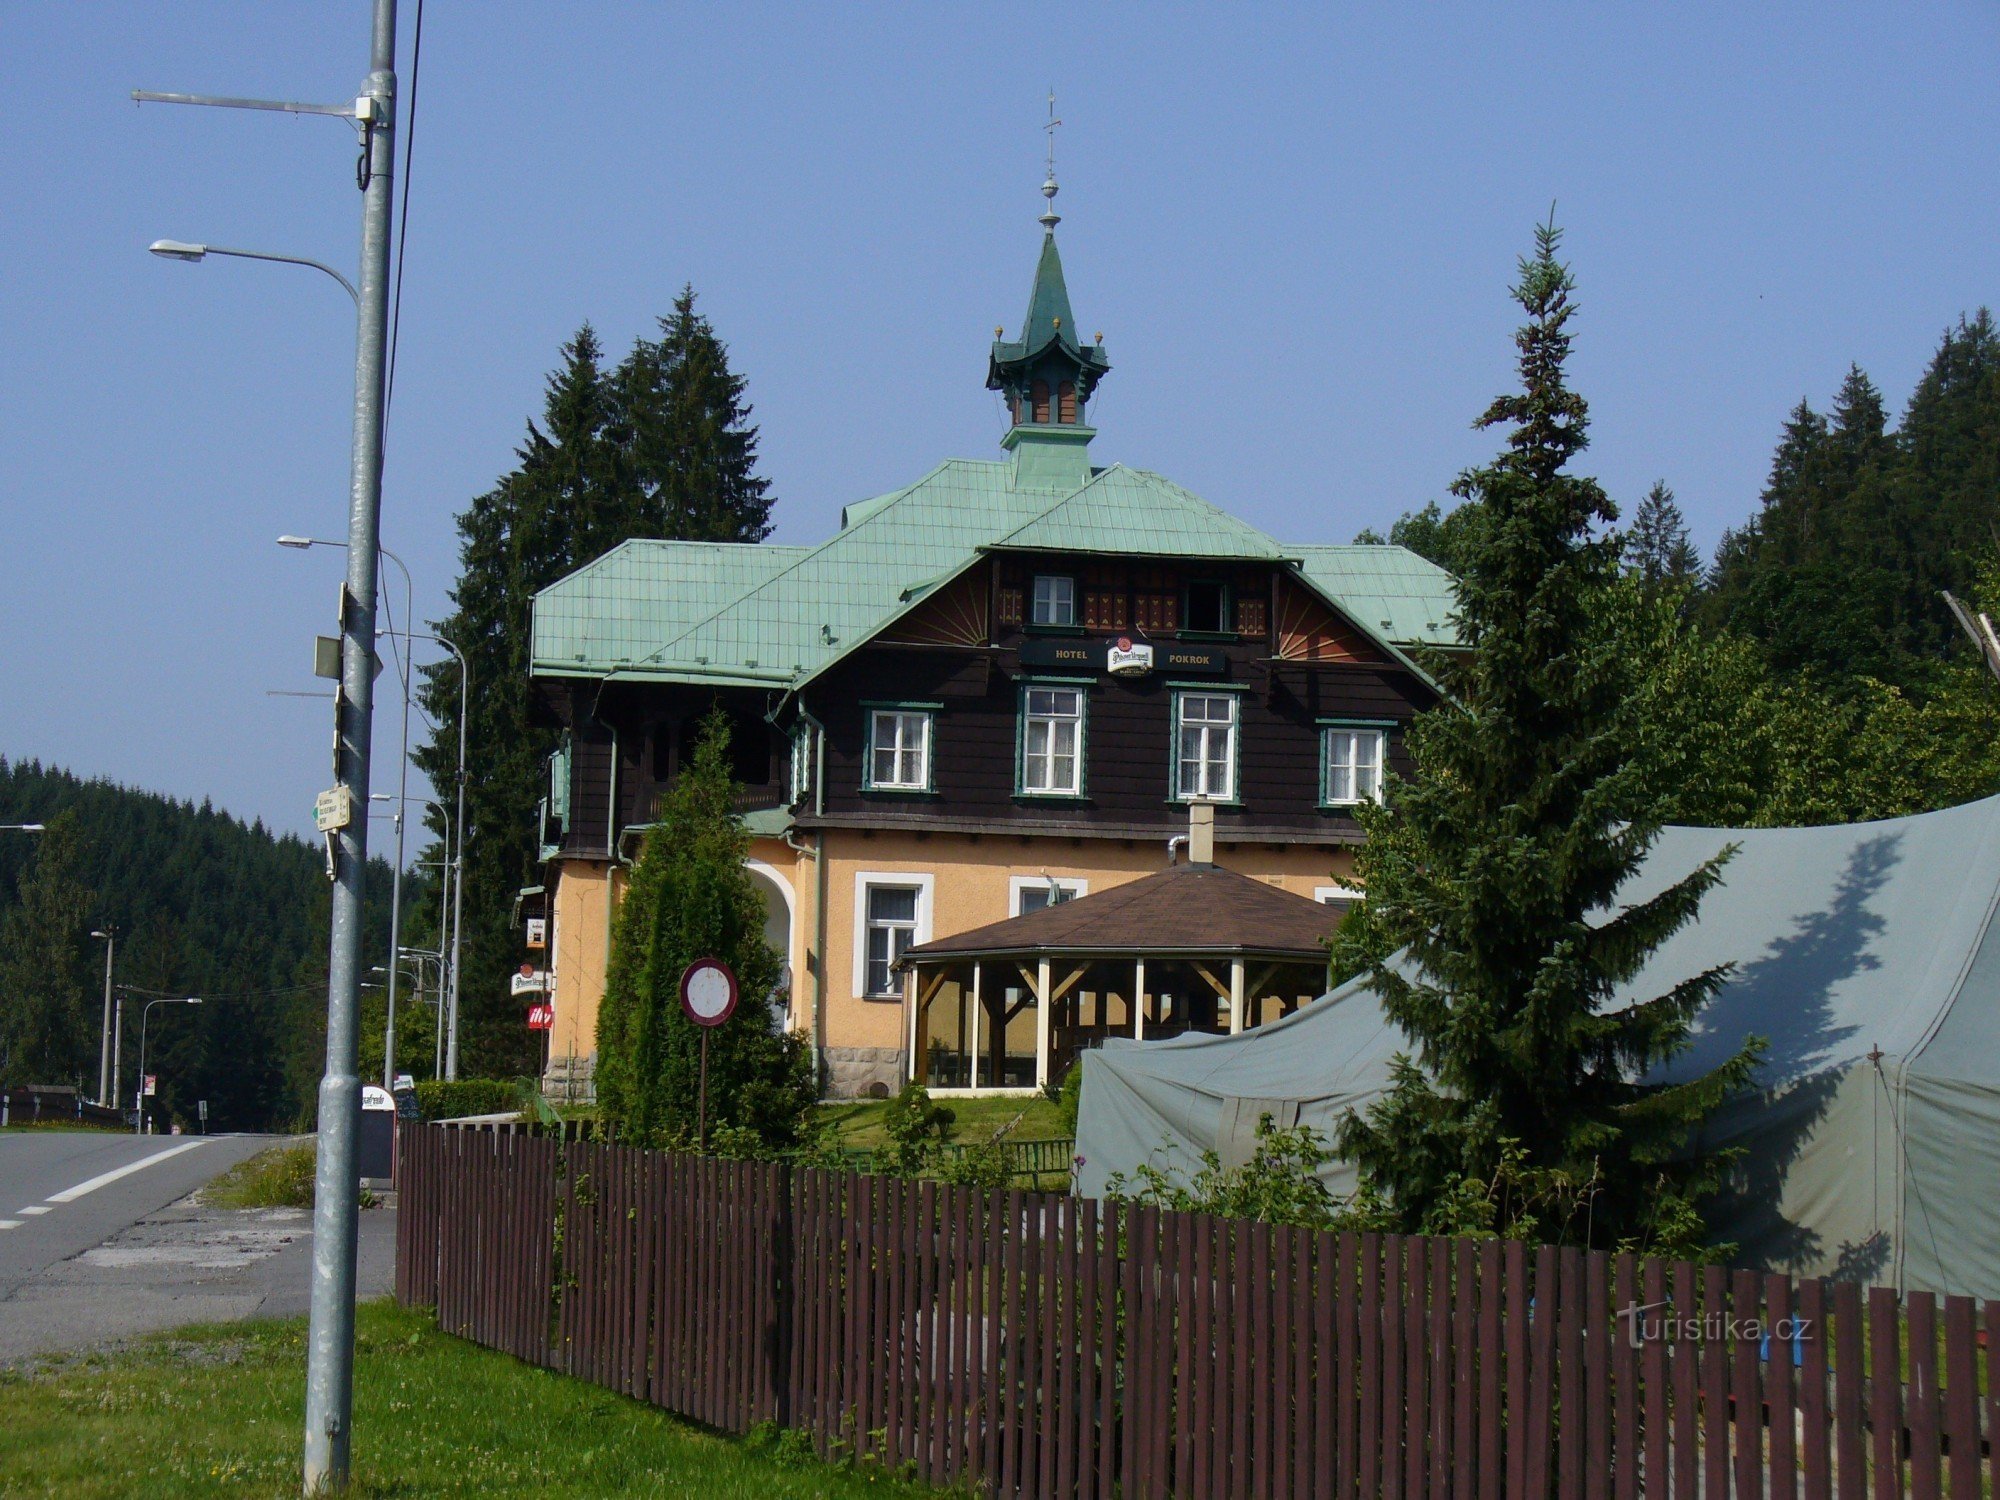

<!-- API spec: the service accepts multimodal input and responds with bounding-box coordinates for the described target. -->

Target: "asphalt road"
[0,1129,396,1363]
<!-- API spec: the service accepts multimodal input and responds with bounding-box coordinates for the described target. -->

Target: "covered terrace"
[897,862,1343,1095]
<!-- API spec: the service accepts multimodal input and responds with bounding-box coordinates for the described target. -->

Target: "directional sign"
[679,958,738,1028]
[315,786,354,832]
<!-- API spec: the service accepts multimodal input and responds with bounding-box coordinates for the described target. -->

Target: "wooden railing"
[396,1124,1997,1498]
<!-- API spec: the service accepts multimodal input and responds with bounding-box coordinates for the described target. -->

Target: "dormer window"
[1185,579,1230,634]
[1031,575,1077,627]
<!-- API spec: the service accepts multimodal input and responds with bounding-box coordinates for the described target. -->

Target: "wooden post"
[969,961,983,1092]
[1230,958,1245,1034]
[1134,958,1147,1041]
[905,966,920,1082]
[1035,956,1052,1090]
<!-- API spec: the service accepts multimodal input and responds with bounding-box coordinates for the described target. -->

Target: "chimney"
[1188,802,1215,866]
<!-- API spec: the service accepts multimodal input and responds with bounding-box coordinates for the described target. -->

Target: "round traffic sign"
[680,958,738,1028]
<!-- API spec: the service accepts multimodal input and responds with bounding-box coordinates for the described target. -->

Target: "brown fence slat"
[1833,1278,1865,1500]
[1381,1234,1406,1500]
[1941,1296,1977,1500]
[1872,1286,1906,1500]
[1585,1250,1611,1500]
[1613,1254,1639,1500]
[1908,1291,1941,1500]
[1477,1237,1503,1500]
[1503,1237,1528,1500]
[1769,1273,1798,1500]
[1405,1234,1429,1500]
[1523,1244,1558,1499]
[1799,1278,1830,1500]
[1557,1247,1584,1500]
[1732,1268,1764,1500]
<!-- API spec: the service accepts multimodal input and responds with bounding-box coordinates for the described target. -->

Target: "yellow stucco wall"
[808,831,1359,1054]
[547,830,1357,1089]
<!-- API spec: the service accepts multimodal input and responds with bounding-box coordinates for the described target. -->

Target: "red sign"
[526,1003,554,1031]
[679,958,738,1028]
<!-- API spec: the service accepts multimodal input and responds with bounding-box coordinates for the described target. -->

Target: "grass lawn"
[0,1299,947,1499]
[816,1094,1067,1152]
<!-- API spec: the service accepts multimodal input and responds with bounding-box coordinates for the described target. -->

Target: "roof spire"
[1040,89,1061,229]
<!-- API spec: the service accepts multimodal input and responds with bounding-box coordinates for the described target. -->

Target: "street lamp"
[136,996,201,1135]
[90,928,116,1105]
[280,534,418,1092]
[384,628,470,1080]
[148,241,359,307]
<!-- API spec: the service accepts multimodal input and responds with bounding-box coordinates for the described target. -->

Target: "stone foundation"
[542,1049,596,1106]
[820,1046,906,1099]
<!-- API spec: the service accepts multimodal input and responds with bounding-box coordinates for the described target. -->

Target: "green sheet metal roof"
[533,463,1462,690]
[532,540,809,675]
[1290,545,1460,647]
[988,232,1109,376]
[990,466,1288,560]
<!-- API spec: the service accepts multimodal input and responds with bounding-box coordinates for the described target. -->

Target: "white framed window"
[788,726,812,805]
[1030,575,1077,627]
[852,872,934,999]
[1019,686,1085,796]
[1008,874,1088,916]
[1321,726,1387,806]
[865,708,932,792]
[1314,881,1364,918]
[1174,691,1238,801]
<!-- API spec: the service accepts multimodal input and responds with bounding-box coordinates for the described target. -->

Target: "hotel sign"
[1017,637,1228,677]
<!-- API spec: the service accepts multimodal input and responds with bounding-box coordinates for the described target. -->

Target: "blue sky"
[6,4,1997,841]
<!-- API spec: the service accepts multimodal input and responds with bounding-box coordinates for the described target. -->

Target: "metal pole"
[135,1001,152,1136]
[96,930,115,1104]
[304,2,395,1488]
[446,651,466,1080]
[379,553,413,1092]
[111,992,125,1122]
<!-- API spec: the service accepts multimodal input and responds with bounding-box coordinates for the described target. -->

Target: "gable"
[1274,575,1390,665]
[875,564,990,648]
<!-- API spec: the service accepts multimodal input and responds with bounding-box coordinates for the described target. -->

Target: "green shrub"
[881,1082,953,1175]
[415,1079,520,1122]
[205,1142,320,1208]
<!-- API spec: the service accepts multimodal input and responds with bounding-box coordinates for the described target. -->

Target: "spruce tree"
[0,812,95,1087]
[418,300,776,1079]
[1338,222,1760,1250]
[1623,480,1701,588]
[617,286,774,544]
[595,712,813,1149]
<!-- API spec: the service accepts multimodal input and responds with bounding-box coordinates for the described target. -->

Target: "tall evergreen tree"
[0,812,95,1087]
[418,295,775,1077]
[1337,222,1759,1250]
[595,713,813,1148]
[617,286,775,545]
[1623,480,1701,587]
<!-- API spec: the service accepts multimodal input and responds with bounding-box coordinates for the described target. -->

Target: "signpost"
[679,958,738,1151]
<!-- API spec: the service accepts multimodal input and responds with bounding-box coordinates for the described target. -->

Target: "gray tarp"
[1075,795,2000,1297]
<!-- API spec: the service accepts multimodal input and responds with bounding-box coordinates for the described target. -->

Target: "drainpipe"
[1166,835,1187,866]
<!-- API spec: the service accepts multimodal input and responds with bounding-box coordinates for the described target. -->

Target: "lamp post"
[90,928,116,1105]
[279,535,414,1093]
[135,996,201,1135]
[148,241,358,307]
[383,628,469,1080]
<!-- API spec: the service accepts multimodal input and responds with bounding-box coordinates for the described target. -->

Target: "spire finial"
[1040,89,1062,229]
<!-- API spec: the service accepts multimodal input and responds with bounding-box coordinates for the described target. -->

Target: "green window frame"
[1014,677,1091,800]
[1170,686,1244,805]
[1180,578,1236,638]
[862,702,939,794]
[1029,573,1079,629]
[1318,719,1394,808]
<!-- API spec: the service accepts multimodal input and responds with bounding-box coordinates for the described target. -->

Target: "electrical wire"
[383,0,424,431]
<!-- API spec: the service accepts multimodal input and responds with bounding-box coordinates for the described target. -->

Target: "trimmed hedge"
[415,1079,521,1122]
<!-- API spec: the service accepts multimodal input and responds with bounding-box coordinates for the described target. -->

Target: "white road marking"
[45,1141,208,1204]
[0,1220,20,1230]
[18,1206,51,1215]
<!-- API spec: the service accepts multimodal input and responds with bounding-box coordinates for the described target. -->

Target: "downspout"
[602,727,619,1089]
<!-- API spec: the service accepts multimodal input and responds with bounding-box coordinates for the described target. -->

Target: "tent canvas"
[1075,794,2000,1298]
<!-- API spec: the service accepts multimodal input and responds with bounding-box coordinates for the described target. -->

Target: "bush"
[415,1079,520,1122]
[881,1082,953,1175]
[206,1142,320,1209]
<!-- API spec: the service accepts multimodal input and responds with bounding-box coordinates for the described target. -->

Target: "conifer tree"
[595,712,813,1149]
[617,286,774,544]
[1623,480,1701,588]
[0,812,95,1086]
[417,299,774,1078]
[1338,221,1760,1250]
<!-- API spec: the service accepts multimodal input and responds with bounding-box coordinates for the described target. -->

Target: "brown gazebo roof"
[899,863,1342,964]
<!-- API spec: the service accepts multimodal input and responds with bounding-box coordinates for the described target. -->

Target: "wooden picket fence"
[396,1123,1997,1497]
